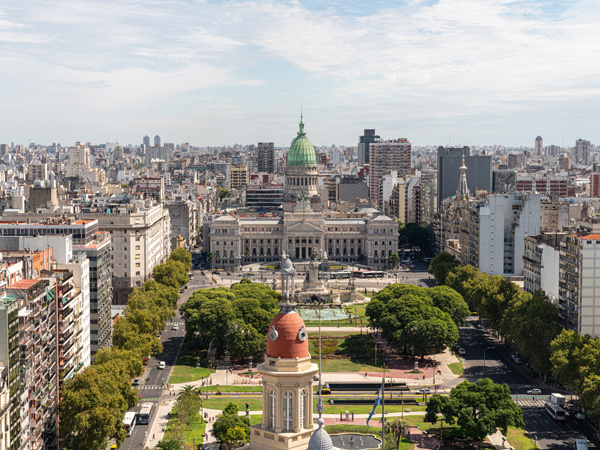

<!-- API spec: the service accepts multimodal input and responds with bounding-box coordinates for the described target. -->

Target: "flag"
[366,383,383,427]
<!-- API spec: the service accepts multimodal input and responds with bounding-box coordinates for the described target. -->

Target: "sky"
[1,0,599,147]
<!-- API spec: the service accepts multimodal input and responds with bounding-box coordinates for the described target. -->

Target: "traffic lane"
[456,325,542,394]
[524,407,598,450]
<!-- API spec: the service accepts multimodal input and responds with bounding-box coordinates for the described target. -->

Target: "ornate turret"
[456,152,470,201]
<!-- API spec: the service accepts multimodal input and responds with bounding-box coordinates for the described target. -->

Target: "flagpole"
[382,360,385,449]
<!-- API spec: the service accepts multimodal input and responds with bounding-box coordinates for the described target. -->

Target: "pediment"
[285,221,323,233]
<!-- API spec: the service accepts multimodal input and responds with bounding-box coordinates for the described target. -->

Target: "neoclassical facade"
[205,117,398,268]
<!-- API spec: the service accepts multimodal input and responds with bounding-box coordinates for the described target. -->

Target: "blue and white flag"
[366,383,383,427]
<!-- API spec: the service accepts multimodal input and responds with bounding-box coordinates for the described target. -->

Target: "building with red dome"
[250,299,319,450]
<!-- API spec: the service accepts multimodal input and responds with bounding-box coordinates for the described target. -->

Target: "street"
[452,317,598,449]
[118,270,212,450]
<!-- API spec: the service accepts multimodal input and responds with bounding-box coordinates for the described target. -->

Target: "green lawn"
[448,356,463,375]
[308,333,386,372]
[202,385,262,393]
[202,398,264,411]
[323,403,427,414]
[164,406,205,449]
[505,427,536,450]
[170,347,215,384]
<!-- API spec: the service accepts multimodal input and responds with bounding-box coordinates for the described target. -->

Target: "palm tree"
[157,436,184,450]
[388,253,400,270]
[178,384,196,401]
[207,252,215,269]
[385,418,409,450]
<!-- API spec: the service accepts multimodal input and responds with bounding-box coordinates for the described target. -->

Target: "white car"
[526,388,541,395]
[158,361,166,370]
[458,347,466,356]
[172,324,179,331]
[417,388,431,394]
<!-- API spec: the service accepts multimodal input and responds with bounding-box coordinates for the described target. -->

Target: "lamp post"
[483,347,494,368]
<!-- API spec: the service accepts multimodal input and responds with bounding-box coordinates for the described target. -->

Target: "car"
[458,347,466,356]
[184,285,189,289]
[133,378,140,386]
[526,388,541,395]
[172,324,179,331]
[179,288,184,293]
[575,412,585,420]
[417,388,431,394]
[158,361,166,370]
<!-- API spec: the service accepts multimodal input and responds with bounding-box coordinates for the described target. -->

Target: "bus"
[331,272,351,279]
[352,270,385,278]
[138,402,153,425]
[545,402,566,421]
[123,412,136,436]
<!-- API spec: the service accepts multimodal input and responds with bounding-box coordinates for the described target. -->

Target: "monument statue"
[280,251,296,301]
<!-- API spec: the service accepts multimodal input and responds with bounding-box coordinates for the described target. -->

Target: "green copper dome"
[287,116,317,167]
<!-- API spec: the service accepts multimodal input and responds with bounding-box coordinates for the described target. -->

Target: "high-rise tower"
[358,129,380,167]
[535,136,543,157]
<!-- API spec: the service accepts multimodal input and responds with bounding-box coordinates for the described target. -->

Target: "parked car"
[133,378,140,386]
[575,412,585,420]
[458,347,466,356]
[179,288,184,293]
[526,388,541,395]
[158,361,166,370]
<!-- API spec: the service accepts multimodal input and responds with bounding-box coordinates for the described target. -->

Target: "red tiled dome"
[266,311,309,359]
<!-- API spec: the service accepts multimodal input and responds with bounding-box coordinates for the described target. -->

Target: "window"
[135,255,141,259]
[136,263,140,268]
[136,271,140,276]
[283,391,293,431]
[300,390,307,429]
[269,390,276,429]
[135,245,140,250]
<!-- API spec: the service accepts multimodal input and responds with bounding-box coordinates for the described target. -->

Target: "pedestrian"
[153,434,155,440]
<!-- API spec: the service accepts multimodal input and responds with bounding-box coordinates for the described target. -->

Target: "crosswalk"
[137,385,165,390]
[169,321,185,326]
[188,281,213,289]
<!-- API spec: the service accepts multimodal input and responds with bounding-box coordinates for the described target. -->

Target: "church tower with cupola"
[283,115,322,212]
[250,256,319,450]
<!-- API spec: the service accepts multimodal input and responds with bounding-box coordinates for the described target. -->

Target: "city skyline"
[1,0,600,146]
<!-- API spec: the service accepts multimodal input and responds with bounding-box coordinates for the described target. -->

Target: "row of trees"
[429,253,562,373]
[160,385,203,449]
[180,280,280,360]
[429,252,600,420]
[59,248,192,449]
[365,284,470,357]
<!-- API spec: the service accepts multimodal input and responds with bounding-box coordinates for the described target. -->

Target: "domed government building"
[204,116,398,268]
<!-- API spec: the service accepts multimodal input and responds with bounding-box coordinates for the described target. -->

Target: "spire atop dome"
[456,151,470,201]
[298,113,306,136]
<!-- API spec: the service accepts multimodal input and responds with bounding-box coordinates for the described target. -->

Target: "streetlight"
[483,347,494,367]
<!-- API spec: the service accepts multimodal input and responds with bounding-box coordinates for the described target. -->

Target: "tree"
[385,418,409,450]
[426,379,523,441]
[59,362,138,450]
[217,187,230,201]
[153,260,189,289]
[169,248,192,271]
[428,252,459,285]
[445,265,482,307]
[377,294,458,357]
[93,348,143,378]
[388,252,400,269]
[157,437,184,450]
[212,402,251,450]
[427,286,471,326]
[501,291,561,373]
[207,252,215,269]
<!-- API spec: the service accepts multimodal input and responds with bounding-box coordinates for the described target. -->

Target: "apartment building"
[0,367,9,450]
[559,221,600,336]
[9,278,58,450]
[369,139,411,208]
[230,166,249,190]
[523,233,565,302]
[80,203,171,304]
[0,295,20,450]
